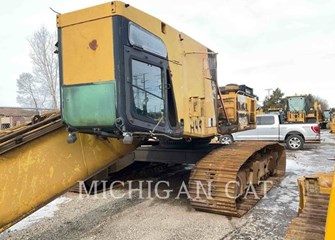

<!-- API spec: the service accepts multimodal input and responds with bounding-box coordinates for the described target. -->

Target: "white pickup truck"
[220,113,320,150]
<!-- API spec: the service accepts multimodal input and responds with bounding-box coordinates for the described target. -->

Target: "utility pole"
[265,88,273,98]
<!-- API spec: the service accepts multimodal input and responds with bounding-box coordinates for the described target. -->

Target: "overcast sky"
[1,0,335,107]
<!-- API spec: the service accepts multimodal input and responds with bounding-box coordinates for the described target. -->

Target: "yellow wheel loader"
[286,95,322,123]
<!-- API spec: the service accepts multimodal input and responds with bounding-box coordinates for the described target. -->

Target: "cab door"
[256,115,279,140]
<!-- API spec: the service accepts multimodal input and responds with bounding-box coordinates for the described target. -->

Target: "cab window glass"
[257,116,274,125]
[131,59,164,122]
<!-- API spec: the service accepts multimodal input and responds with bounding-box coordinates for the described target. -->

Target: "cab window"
[131,59,164,122]
[257,116,275,125]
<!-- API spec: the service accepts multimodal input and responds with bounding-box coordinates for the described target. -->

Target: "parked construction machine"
[219,84,257,131]
[320,110,331,129]
[286,95,322,123]
[215,84,257,145]
[0,1,286,232]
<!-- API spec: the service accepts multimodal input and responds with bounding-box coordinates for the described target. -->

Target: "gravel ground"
[1,130,334,240]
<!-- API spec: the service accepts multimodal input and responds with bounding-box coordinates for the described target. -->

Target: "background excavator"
[0,1,286,232]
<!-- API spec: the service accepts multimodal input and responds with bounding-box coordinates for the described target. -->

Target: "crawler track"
[189,142,286,217]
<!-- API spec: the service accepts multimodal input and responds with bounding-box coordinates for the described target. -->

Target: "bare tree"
[28,26,59,109]
[16,73,45,111]
[311,95,329,110]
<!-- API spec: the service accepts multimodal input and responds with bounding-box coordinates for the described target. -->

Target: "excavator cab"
[59,9,182,142]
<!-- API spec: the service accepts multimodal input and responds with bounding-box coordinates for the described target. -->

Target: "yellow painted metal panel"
[61,17,114,85]
[57,2,114,28]
[331,123,335,133]
[0,127,137,232]
[297,173,333,214]
[331,116,335,133]
[287,111,305,123]
[325,171,335,240]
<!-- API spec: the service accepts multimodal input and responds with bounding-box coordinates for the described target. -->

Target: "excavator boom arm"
[0,114,138,232]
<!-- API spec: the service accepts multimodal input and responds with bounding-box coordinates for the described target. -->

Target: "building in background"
[0,107,37,130]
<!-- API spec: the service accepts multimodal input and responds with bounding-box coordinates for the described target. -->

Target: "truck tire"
[286,135,304,150]
[219,134,234,145]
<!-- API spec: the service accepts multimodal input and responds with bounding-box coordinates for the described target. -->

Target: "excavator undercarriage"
[189,142,286,216]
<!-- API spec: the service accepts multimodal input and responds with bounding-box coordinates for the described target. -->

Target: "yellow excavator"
[0,1,286,232]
